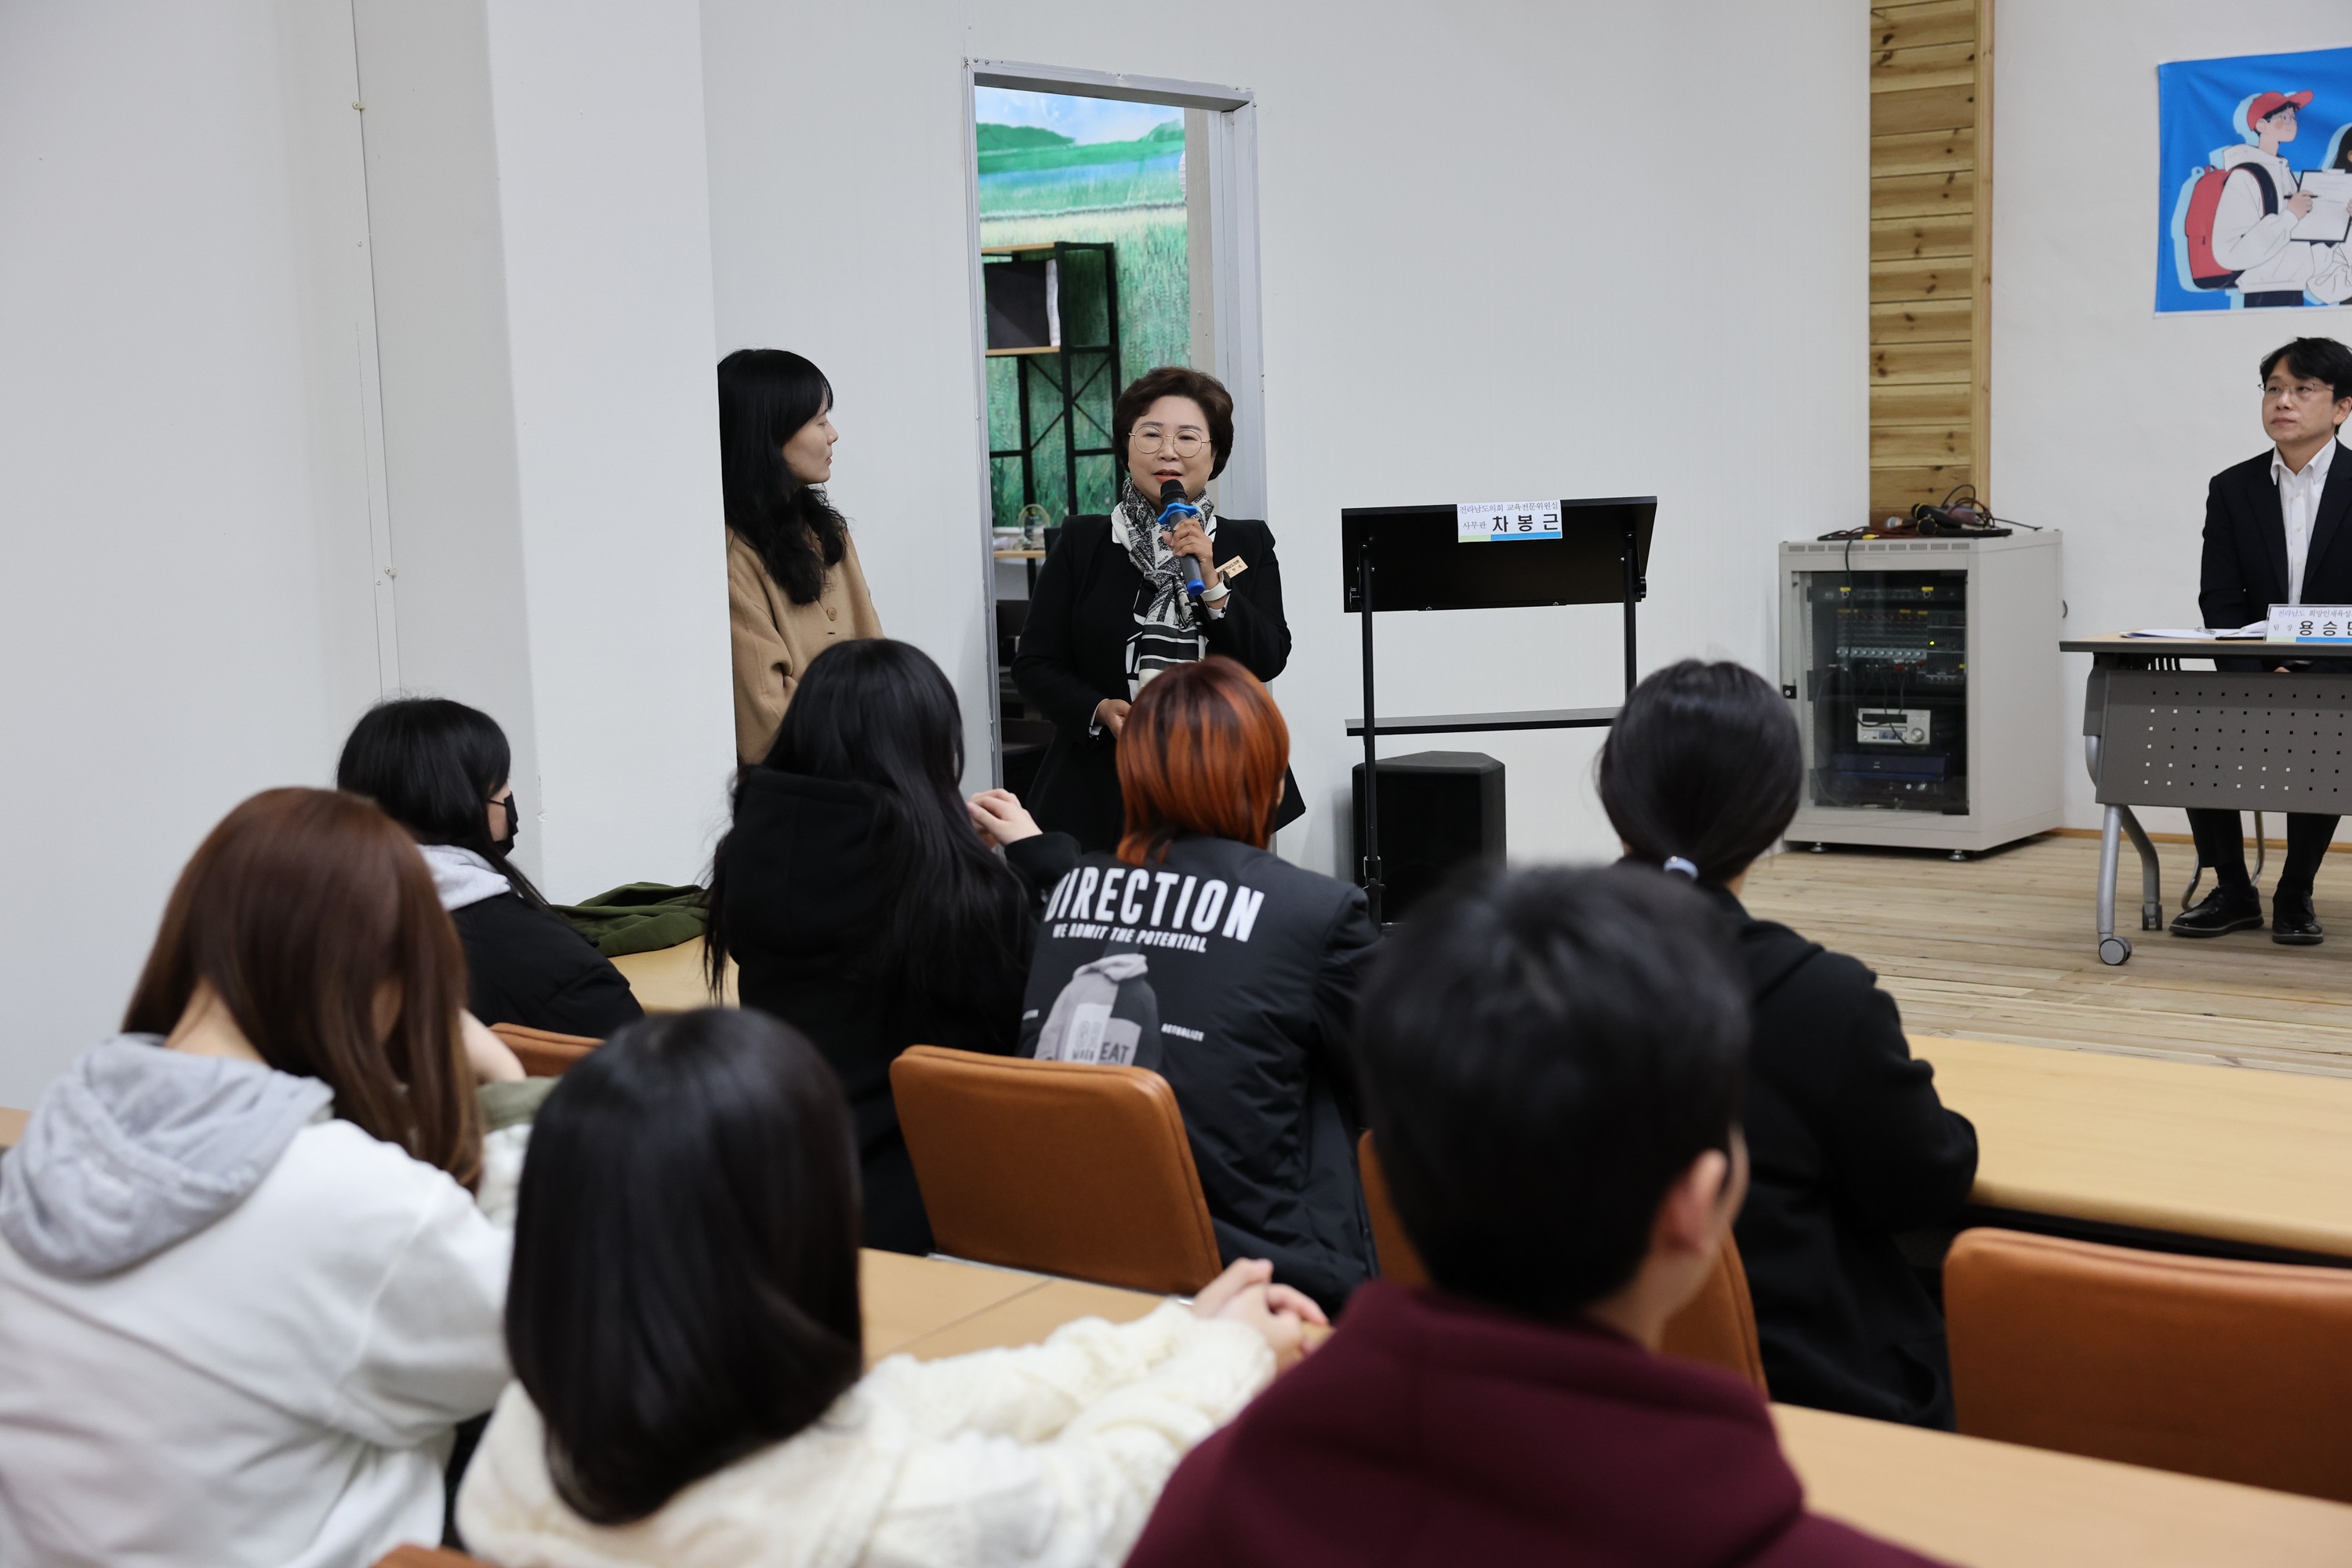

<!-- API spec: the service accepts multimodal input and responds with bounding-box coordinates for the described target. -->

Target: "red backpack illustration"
[2180,161,2278,289]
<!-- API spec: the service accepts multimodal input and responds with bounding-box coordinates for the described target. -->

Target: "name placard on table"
[1455,499,1563,543]
[2266,604,2352,644]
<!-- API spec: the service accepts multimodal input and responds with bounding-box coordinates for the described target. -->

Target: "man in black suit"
[2173,337,2352,944]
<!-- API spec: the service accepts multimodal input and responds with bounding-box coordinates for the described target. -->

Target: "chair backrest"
[889,1045,1225,1296]
[1945,1227,2352,1503]
[1356,1129,1428,1287]
[1355,1130,1766,1392]
[1657,1232,1768,1392]
[488,1022,601,1078]
[372,1547,485,1566]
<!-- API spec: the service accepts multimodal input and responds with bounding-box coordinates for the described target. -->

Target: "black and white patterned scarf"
[1112,476,1217,697]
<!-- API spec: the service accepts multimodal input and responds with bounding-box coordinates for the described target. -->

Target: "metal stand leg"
[2096,804,2131,966]
[2118,805,2162,931]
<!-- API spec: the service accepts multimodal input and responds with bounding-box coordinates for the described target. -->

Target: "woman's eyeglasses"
[1130,426,1209,458]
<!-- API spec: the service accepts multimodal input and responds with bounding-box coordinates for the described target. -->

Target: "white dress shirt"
[2275,438,2339,605]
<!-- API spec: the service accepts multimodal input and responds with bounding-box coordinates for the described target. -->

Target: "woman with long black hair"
[705,638,1076,1253]
[719,348,885,764]
[338,698,642,1039]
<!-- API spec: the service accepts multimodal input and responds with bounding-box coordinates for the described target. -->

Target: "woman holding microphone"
[1012,366,1299,851]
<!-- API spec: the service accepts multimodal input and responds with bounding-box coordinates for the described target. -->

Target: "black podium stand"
[1341,497,1655,925]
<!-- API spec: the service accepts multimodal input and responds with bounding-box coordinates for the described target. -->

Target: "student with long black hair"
[1596,659,1978,1429]
[705,638,1076,1254]
[457,1007,1319,1567]
[338,698,642,1039]
[719,347,885,764]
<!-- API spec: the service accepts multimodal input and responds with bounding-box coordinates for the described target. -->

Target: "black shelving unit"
[984,241,1121,527]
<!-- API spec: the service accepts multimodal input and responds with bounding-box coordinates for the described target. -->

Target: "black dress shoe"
[2170,887,2263,937]
[2273,894,2325,946]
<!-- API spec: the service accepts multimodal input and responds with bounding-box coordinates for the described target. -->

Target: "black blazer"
[1714,887,1979,1429]
[1011,514,1298,851]
[450,894,644,1039]
[717,768,1077,1254]
[2201,443,2352,666]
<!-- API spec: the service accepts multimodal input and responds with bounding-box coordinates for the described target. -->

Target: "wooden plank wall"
[1870,0,1994,523]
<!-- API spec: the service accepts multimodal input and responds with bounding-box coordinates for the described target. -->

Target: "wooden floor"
[1740,833,2352,1080]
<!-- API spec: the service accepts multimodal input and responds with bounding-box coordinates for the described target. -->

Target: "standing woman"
[1013,365,1300,851]
[719,348,885,764]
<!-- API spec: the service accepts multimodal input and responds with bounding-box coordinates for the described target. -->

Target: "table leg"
[2096,805,2131,966]
[2118,805,2162,931]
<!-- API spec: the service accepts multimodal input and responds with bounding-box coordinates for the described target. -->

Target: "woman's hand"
[967,788,1043,847]
[1164,515,1217,587]
[460,1011,527,1083]
[1191,1258,1329,1374]
[1094,698,1131,736]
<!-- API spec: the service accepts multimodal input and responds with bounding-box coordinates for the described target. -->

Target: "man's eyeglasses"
[2263,380,2340,405]
[1131,425,1210,458]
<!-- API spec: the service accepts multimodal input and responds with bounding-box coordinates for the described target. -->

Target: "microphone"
[1156,479,1207,599]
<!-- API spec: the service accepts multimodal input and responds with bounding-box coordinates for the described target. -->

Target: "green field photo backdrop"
[978,98,1192,531]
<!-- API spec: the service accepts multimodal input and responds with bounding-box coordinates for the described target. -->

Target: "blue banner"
[2156,45,2352,314]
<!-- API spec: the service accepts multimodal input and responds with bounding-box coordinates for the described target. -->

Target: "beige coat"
[728,528,884,764]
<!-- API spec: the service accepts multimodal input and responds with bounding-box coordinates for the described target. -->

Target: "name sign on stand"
[1456,499,1563,543]
[2267,604,2352,644]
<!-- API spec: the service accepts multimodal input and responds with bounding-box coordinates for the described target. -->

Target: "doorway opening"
[962,63,1262,794]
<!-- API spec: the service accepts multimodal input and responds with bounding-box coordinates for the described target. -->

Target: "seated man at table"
[2175,336,2352,946]
[1127,866,1936,1568]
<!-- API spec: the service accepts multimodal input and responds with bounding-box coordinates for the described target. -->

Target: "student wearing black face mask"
[338,699,643,1039]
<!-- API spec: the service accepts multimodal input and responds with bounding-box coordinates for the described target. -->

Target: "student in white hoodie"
[457,1007,1323,1568]
[0,787,531,1568]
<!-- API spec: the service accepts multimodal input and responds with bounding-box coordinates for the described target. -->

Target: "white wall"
[0,0,736,1105]
[355,0,738,900]
[1993,2,2352,839]
[702,0,1868,876]
[0,1,380,1105]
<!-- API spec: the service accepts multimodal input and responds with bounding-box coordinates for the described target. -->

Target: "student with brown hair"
[0,788,524,1568]
[973,656,1378,1312]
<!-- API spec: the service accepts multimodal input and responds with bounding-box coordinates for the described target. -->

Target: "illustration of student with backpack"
[2176,89,2352,307]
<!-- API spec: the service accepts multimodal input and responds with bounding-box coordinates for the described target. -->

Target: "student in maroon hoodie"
[1128,866,1942,1568]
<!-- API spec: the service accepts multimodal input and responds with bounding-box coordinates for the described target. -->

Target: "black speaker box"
[1350,751,1505,920]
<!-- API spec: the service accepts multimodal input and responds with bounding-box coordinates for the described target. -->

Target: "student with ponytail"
[1598,659,1978,1429]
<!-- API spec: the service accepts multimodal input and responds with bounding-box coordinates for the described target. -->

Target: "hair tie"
[1662,856,1700,879]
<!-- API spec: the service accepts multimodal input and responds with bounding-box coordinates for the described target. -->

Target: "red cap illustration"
[2245,89,2314,127]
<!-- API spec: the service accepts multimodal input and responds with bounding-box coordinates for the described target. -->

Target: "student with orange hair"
[971,656,1380,1312]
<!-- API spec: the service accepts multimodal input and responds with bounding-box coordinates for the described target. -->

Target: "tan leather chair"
[889,1046,1225,1296]
[488,1022,601,1078]
[1356,1130,1766,1392]
[1945,1227,2352,1504]
[1356,1129,1429,1287]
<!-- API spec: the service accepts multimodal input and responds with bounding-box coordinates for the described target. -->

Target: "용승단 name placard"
[2267,604,2352,644]
[1457,499,1563,543]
